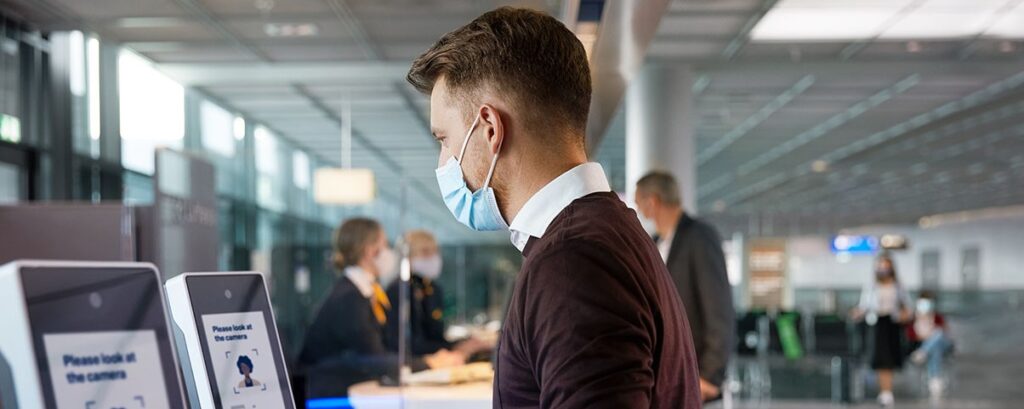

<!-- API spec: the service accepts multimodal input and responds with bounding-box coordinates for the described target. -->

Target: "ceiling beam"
[653,33,739,43]
[721,0,778,60]
[323,0,383,60]
[692,60,1024,74]
[169,0,271,61]
[697,74,814,166]
[762,98,1024,212]
[768,123,1023,215]
[712,68,1024,209]
[700,74,920,200]
[735,74,919,176]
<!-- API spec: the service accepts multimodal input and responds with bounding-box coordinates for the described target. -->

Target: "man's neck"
[656,207,684,239]
[500,146,587,224]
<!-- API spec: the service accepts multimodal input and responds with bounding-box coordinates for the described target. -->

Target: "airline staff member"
[385,229,450,354]
[299,218,463,398]
[407,7,701,408]
[385,230,490,356]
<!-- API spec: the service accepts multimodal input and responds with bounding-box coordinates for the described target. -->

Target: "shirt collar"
[344,266,375,299]
[508,162,611,252]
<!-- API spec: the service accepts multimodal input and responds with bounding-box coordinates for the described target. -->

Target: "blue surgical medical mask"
[916,299,934,315]
[435,114,508,231]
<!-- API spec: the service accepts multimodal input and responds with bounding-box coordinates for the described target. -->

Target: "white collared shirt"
[508,162,611,252]
[657,229,675,262]
[344,265,376,299]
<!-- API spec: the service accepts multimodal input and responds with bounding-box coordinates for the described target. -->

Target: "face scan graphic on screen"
[43,330,172,409]
[201,311,286,409]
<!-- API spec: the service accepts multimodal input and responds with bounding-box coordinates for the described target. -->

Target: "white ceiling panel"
[49,0,185,19]
[657,14,747,37]
[221,17,353,40]
[106,21,218,42]
[260,44,368,61]
[202,0,332,16]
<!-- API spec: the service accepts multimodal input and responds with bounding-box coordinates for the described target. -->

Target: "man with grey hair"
[635,171,735,403]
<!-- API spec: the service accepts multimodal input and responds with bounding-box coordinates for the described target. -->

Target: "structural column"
[46,32,75,200]
[625,63,697,213]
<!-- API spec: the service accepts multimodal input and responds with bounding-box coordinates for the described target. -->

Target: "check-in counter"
[347,362,494,409]
[348,380,492,409]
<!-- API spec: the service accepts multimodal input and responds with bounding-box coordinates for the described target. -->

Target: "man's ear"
[478,104,505,155]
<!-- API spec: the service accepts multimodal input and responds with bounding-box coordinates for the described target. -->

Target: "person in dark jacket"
[635,171,736,403]
[385,229,490,356]
[299,218,464,398]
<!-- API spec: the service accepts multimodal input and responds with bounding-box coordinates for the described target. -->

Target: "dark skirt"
[871,315,904,370]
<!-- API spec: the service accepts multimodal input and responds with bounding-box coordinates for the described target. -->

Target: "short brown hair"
[333,218,382,269]
[636,171,681,206]
[407,7,591,143]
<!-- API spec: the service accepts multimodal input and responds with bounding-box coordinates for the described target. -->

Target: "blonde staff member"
[299,218,464,398]
[385,230,491,356]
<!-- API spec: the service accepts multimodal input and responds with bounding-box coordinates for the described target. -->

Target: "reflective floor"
[727,292,1024,409]
[729,401,1016,409]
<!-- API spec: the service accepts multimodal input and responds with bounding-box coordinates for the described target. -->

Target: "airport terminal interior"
[1,0,1023,408]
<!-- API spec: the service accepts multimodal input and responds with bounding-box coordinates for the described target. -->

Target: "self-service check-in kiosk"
[0,260,189,409]
[165,272,296,409]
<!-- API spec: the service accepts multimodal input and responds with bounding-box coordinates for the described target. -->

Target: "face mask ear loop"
[482,133,503,190]
[457,114,481,162]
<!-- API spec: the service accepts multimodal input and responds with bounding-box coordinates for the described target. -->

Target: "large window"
[0,19,20,143]
[68,31,101,157]
[0,114,17,143]
[292,150,310,189]
[88,37,99,142]
[200,99,237,158]
[118,49,184,174]
[254,125,285,212]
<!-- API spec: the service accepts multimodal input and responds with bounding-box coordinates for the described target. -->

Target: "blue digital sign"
[830,235,880,254]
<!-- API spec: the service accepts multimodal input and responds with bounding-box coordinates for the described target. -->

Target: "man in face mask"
[408,7,701,409]
[634,171,735,403]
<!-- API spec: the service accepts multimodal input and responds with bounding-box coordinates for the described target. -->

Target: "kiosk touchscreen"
[0,260,188,409]
[165,272,295,409]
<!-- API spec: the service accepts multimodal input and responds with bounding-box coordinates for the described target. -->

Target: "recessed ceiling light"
[811,159,829,173]
[254,0,274,13]
[264,23,319,38]
[712,200,727,213]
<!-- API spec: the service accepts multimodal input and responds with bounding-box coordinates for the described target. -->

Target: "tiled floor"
[727,293,1024,409]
